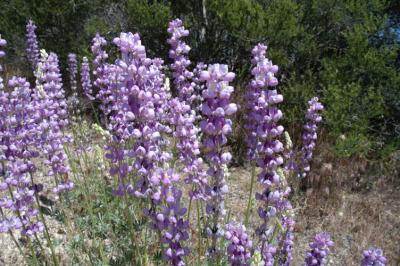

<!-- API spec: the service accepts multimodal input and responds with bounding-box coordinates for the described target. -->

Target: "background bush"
[0,0,399,160]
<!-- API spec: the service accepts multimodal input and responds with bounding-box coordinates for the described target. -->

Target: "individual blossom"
[300,97,324,177]
[224,222,253,266]
[26,20,40,71]
[81,56,94,100]
[304,232,333,266]
[361,248,387,266]
[199,63,237,257]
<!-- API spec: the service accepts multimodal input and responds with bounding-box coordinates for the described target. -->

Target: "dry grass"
[225,149,400,265]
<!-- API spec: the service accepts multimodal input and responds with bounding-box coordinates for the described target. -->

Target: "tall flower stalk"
[81,56,94,100]
[67,53,79,111]
[167,19,207,202]
[300,97,324,177]
[26,20,40,71]
[244,44,279,225]
[199,64,237,259]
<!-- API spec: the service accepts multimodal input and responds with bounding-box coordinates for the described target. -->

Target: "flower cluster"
[199,63,237,255]
[361,248,387,266]
[168,98,206,200]
[105,32,171,198]
[0,35,6,88]
[167,19,195,103]
[301,97,324,176]
[91,33,111,116]
[260,244,277,266]
[0,76,42,236]
[67,53,78,92]
[67,53,79,109]
[245,44,291,264]
[146,170,189,265]
[245,44,279,161]
[81,56,94,100]
[26,20,40,70]
[36,51,72,193]
[224,223,253,266]
[304,232,334,266]
[167,19,206,200]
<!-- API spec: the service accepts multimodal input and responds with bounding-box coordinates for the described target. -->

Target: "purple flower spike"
[35,51,72,192]
[26,20,40,70]
[301,97,324,177]
[246,44,291,263]
[147,170,190,266]
[81,57,94,100]
[0,35,6,89]
[167,19,206,200]
[0,76,43,236]
[200,63,237,256]
[361,248,386,266]
[67,53,79,109]
[304,232,333,266]
[167,19,195,104]
[91,33,110,115]
[245,43,280,161]
[224,223,253,266]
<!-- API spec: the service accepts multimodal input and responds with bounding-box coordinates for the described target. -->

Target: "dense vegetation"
[0,1,399,265]
[1,0,399,161]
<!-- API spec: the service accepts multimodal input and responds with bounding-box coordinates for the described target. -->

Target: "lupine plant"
[26,20,40,71]
[361,248,387,266]
[0,19,388,266]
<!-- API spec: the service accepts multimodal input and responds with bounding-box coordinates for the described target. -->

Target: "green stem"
[196,201,202,266]
[187,191,193,220]
[30,173,59,266]
[245,163,256,226]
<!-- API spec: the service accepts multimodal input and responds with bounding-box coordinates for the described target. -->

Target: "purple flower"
[224,223,253,266]
[361,248,386,266]
[167,19,195,104]
[26,20,40,70]
[260,244,277,266]
[146,170,189,266]
[245,44,290,264]
[200,63,237,256]
[301,97,324,176]
[167,19,206,200]
[0,76,43,236]
[0,35,6,89]
[34,51,72,192]
[81,56,94,100]
[304,232,333,266]
[91,33,111,116]
[67,53,79,109]
[245,44,279,161]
